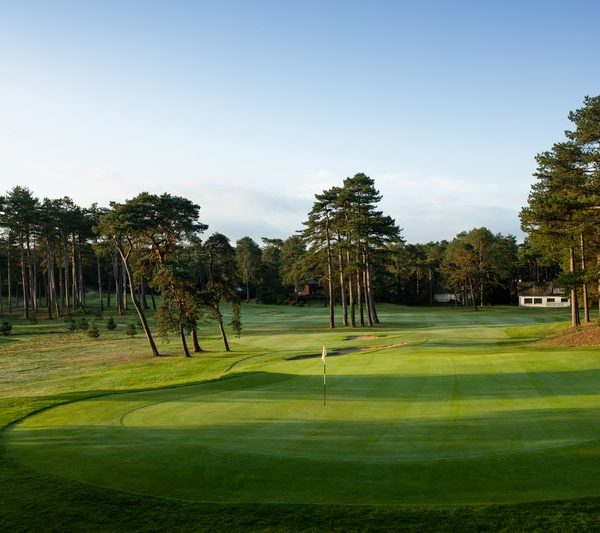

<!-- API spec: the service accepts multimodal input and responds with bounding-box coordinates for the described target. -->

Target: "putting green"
[5,309,600,504]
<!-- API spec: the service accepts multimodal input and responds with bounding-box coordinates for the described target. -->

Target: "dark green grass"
[3,303,600,530]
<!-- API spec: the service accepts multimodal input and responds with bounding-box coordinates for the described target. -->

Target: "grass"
[2,303,600,530]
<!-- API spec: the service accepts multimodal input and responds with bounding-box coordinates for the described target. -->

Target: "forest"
[1,95,599,355]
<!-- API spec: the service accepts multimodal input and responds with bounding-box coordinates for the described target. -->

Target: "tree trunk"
[363,267,374,326]
[337,236,348,326]
[122,259,128,311]
[26,228,36,314]
[469,277,478,311]
[325,214,335,328]
[19,231,29,319]
[347,250,355,327]
[112,257,122,315]
[97,255,104,311]
[246,279,250,303]
[191,325,203,352]
[569,246,580,327]
[356,251,365,327]
[141,278,149,310]
[63,234,70,310]
[365,250,379,324]
[7,242,12,313]
[580,233,590,323]
[115,238,160,356]
[179,322,191,357]
[218,318,230,352]
[107,271,112,308]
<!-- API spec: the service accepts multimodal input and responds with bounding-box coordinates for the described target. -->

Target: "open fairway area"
[3,304,600,529]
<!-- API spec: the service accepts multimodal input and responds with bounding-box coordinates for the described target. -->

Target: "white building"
[518,282,570,308]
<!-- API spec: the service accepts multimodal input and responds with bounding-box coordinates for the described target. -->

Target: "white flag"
[321,344,327,362]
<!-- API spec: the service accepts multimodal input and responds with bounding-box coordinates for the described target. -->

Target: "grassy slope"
[2,304,600,530]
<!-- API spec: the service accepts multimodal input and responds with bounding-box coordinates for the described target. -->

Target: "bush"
[87,321,100,339]
[78,318,89,331]
[126,323,137,338]
[106,316,117,331]
[64,316,77,333]
[0,321,12,335]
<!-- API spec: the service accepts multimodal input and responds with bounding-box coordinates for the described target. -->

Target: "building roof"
[518,282,565,297]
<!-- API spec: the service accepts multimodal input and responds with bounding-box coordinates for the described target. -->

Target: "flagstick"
[323,361,327,407]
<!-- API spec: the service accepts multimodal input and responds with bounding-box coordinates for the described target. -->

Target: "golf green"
[5,307,600,505]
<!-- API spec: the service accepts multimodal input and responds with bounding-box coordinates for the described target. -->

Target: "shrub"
[106,316,117,331]
[64,316,77,333]
[87,321,100,339]
[78,318,89,331]
[0,321,12,335]
[126,323,137,338]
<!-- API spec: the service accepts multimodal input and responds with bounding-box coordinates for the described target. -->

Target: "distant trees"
[441,228,517,310]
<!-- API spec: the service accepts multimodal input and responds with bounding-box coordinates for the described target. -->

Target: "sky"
[1,0,599,244]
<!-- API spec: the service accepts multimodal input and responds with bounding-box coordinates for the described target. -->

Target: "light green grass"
[4,303,600,512]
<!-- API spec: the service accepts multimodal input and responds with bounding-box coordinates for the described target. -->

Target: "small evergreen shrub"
[106,316,117,331]
[0,321,12,335]
[65,316,77,333]
[126,323,137,338]
[87,321,100,339]
[78,317,89,331]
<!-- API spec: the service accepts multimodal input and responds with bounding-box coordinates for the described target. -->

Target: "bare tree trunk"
[63,234,70,310]
[115,238,160,356]
[151,291,156,310]
[78,244,85,307]
[191,325,203,352]
[19,231,30,319]
[26,229,36,314]
[356,250,364,327]
[325,213,335,329]
[141,278,149,310]
[218,315,230,352]
[363,267,374,327]
[337,236,348,327]
[346,250,355,327]
[580,233,590,323]
[364,250,379,324]
[179,323,191,357]
[107,271,112,308]
[7,242,12,313]
[122,259,128,311]
[97,254,104,311]
[569,246,581,327]
[112,257,122,315]
[469,277,478,311]
[428,267,434,305]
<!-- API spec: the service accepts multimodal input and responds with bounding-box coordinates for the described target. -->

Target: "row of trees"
[521,95,600,326]
[0,189,241,357]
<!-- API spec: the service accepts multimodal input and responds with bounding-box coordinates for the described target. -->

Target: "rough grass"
[2,303,600,530]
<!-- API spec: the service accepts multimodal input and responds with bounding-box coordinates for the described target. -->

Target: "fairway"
[5,306,600,505]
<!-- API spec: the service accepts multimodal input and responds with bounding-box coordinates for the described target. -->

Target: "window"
[524,298,532,304]
[546,298,555,303]
[561,298,568,303]
[534,298,543,304]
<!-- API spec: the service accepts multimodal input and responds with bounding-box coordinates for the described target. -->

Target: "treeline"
[521,95,600,326]
[2,151,588,355]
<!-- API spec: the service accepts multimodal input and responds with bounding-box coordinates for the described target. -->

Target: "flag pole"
[322,344,327,407]
[323,359,327,407]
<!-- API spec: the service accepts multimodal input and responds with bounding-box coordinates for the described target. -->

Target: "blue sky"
[1,1,599,243]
